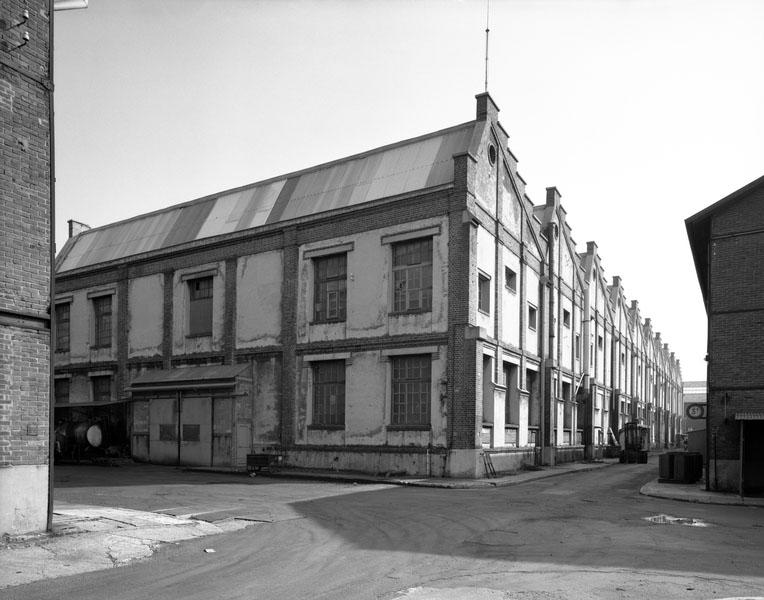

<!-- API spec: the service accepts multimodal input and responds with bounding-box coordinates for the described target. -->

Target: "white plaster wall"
[172,262,225,355]
[296,217,449,344]
[297,347,448,448]
[561,295,573,368]
[500,172,521,237]
[56,288,117,365]
[476,226,495,332]
[128,274,164,358]
[236,251,282,348]
[0,465,48,536]
[525,266,540,354]
[500,246,521,347]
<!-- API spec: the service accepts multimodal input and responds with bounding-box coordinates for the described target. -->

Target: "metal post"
[739,420,744,501]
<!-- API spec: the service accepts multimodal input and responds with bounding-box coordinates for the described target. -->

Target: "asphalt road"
[5,461,764,600]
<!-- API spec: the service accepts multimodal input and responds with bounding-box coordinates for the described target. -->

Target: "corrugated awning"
[735,412,764,421]
[126,365,249,393]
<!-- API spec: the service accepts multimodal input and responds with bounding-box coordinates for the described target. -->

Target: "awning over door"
[126,364,249,394]
[735,412,764,421]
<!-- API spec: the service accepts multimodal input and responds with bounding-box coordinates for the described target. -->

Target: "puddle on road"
[644,514,711,527]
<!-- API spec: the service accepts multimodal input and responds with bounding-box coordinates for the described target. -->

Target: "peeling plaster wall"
[295,347,448,448]
[236,251,282,348]
[56,288,117,366]
[525,265,540,355]
[296,217,449,343]
[128,274,163,358]
[251,356,281,446]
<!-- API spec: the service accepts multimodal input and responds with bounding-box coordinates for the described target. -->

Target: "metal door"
[235,422,251,467]
[212,398,233,467]
[149,397,178,465]
[179,396,211,466]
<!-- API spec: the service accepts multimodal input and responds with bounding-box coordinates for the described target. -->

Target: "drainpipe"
[47,0,56,532]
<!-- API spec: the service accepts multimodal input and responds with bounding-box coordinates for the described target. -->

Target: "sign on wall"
[686,403,706,419]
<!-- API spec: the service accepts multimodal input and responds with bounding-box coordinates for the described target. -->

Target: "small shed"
[127,364,253,468]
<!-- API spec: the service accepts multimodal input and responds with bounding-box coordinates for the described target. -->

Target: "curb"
[639,479,764,507]
[186,460,618,489]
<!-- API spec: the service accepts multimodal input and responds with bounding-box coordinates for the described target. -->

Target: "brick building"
[687,174,764,495]
[0,0,53,535]
[54,93,683,478]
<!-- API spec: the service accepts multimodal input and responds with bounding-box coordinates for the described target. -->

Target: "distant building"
[687,174,764,495]
[54,93,683,478]
[682,380,706,434]
[0,0,53,535]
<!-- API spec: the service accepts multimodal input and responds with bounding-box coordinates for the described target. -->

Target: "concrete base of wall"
[285,448,448,477]
[555,446,585,463]
[446,449,483,478]
[0,465,49,536]
[484,449,536,475]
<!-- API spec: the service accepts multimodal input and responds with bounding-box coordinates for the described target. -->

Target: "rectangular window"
[392,238,433,313]
[312,360,346,427]
[92,296,112,348]
[188,276,213,336]
[182,424,201,442]
[504,266,517,292]
[528,304,538,331]
[391,355,431,427]
[91,375,111,403]
[313,254,347,322]
[563,309,571,328]
[597,335,604,351]
[478,272,490,313]
[54,379,70,404]
[575,334,581,359]
[55,303,71,352]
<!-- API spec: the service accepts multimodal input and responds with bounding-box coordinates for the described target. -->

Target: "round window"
[488,144,497,165]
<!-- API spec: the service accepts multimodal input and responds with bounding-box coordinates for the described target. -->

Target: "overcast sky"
[53,0,764,382]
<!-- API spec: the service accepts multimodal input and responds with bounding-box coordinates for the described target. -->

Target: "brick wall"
[0,0,52,534]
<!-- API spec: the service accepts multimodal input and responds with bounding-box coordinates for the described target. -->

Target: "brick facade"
[0,0,52,535]
[54,92,683,478]
[687,175,764,494]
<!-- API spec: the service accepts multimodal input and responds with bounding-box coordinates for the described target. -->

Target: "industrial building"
[54,93,683,478]
[687,174,764,495]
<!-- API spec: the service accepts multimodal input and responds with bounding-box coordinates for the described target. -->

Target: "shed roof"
[127,364,250,393]
[58,122,475,273]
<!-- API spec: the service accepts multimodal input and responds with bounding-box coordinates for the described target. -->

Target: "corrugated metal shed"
[58,122,475,272]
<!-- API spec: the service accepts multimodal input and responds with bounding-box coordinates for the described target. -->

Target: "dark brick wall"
[0,0,51,469]
[707,185,764,462]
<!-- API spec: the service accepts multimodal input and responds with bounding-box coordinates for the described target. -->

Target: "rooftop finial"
[484,0,490,92]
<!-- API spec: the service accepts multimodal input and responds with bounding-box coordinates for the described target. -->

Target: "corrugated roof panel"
[195,192,247,240]
[58,227,98,271]
[162,199,216,249]
[57,122,475,272]
[238,180,286,229]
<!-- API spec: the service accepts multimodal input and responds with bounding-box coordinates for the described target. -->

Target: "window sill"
[90,345,112,350]
[505,286,517,294]
[478,308,490,316]
[309,320,346,326]
[307,424,345,431]
[387,425,431,431]
[389,310,432,317]
[186,333,212,339]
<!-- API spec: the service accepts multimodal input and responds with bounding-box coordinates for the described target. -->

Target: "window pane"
[314,254,347,322]
[391,355,431,426]
[55,303,70,352]
[93,296,112,348]
[189,277,213,336]
[392,239,433,313]
[312,360,346,426]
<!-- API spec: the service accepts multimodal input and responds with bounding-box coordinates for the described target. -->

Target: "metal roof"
[58,122,475,272]
[127,364,250,393]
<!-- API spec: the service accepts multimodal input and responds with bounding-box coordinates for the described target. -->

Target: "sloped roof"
[685,173,764,309]
[58,122,475,273]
